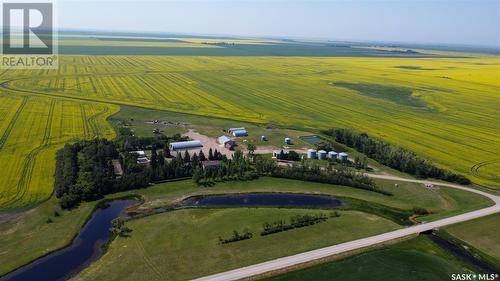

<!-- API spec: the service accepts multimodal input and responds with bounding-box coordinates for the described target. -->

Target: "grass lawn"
[73,208,400,281]
[444,213,500,265]
[0,177,493,276]
[0,198,96,275]
[266,235,474,281]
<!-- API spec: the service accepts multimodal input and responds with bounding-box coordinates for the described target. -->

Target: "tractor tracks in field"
[80,104,108,138]
[134,239,165,281]
[80,104,91,138]
[471,159,500,181]
[1,100,56,207]
[87,105,109,138]
[0,96,28,151]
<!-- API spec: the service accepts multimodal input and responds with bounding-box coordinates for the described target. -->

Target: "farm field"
[0,0,497,278]
[72,208,401,281]
[0,177,493,276]
[0,92,118,210]
[55,35,439,57]
[265,236,473,281]
[1,54,499,192]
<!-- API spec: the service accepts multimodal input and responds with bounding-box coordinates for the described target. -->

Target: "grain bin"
[328,151,338,159]
[338,152,348,161]
[307,149,317,159]
[318,150,327,160]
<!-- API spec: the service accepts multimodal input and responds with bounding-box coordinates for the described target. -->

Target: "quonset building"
[169,140,203,151]
[228,127,248,137]
[218,135,235,149]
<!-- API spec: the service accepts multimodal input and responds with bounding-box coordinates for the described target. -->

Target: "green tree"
[183,150,191,163]
[150,147,158,181]
[164,146,172,158]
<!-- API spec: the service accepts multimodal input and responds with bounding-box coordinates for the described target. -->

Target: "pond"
[301,135,321,144]
[1,199,138,281]
[426,233,500,274]
[181,193,344,209]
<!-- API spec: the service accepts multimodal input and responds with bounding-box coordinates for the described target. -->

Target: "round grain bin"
[307,149,317,159]
[338,152,348,162]
[328,151,338,159]
[318,150,327,160]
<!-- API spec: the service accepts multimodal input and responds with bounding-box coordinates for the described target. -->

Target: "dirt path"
[182,129,234,158]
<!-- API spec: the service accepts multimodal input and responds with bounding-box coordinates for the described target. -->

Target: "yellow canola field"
[0,92,118,209]
[0,55,498,209]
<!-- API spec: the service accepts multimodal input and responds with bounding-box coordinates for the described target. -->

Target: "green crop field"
[0,52,498,209]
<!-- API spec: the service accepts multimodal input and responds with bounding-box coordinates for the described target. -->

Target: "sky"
[58,0,500,47]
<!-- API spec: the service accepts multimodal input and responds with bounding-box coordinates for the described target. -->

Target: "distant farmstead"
[169,140,203,151]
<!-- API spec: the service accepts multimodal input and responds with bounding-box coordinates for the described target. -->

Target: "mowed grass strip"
[73,208,401,281]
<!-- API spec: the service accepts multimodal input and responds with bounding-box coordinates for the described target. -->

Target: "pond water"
[182,193,343,209]
[426,233,500,274]
[301,136,321,144]
[1,199,138,281]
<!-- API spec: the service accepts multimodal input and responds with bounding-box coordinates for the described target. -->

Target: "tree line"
[55,129,191,209]
[254,157,390,195]
[322,128,471,185]
[192,150,257,186]
[218,228,253,245]
[55,127,256,208]
[261,213,330,236]
[217,212,340,244]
